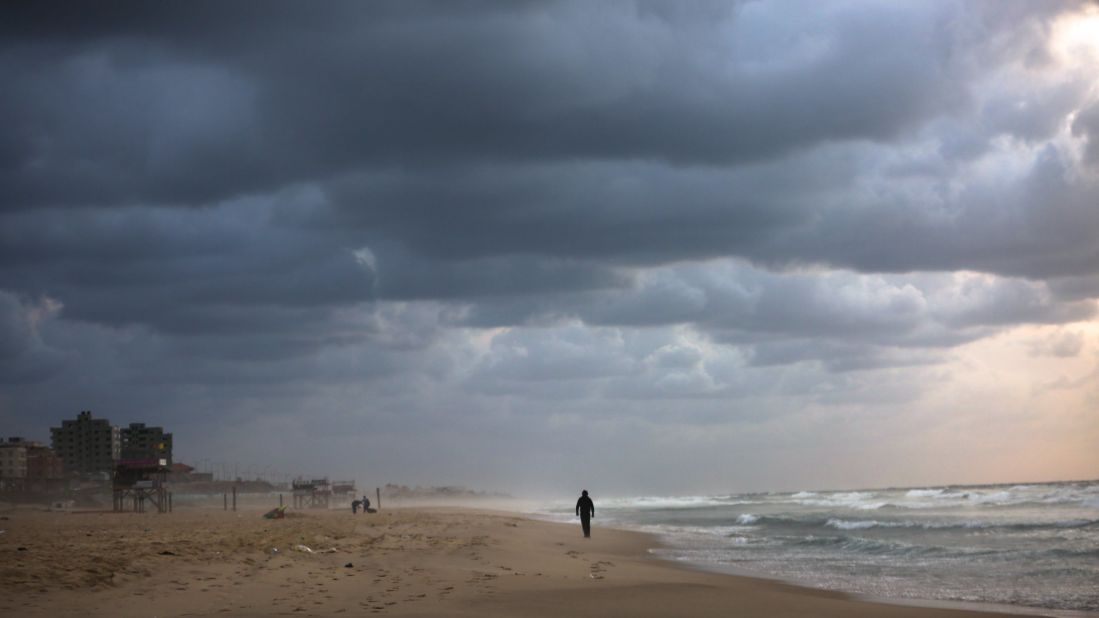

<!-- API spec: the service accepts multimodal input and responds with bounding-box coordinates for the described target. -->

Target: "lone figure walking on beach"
[576,490,595,538]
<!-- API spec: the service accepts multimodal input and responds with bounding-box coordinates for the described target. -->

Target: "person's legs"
[581,514,591,537]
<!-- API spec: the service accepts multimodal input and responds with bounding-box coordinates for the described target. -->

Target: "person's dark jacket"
[576,495,594,518]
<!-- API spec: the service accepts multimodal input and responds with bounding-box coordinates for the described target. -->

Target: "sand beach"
[0,504,1045,618]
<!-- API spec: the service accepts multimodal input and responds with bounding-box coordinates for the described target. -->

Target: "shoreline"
[522,505,1098,618]
[655,554,1091,618]
[0,504,1064,617]
[541,512,1077,618]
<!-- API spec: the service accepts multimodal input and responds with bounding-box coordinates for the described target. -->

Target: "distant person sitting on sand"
[576,490,595,538]
[351,499,361,514]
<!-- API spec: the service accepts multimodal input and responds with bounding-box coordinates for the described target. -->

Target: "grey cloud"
[1071,100,1099,165]
[1,1,1097,493]
[584,264,1078,346]
[2,1,1093,290]
[746,340,947,373]
[451,262,1090,373]
[1027,330,1085,358]
[779,144,1099,279]
[931,276,1096,328]
[0,202,376,336]
[323,159,815,267]
[0,292,68,384]
[1049,274,1099,301]
[369,245,629,301]
[981,80,1087,144]
[470,325,637,386]
[322,138,1098,287]
[1,1,1052,211]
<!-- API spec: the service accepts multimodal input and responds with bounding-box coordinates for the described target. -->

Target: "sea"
[538,480,1099,616]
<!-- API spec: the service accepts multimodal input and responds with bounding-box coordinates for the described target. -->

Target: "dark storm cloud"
[323,162,804,265]
[2,0,1050,211]
[1,0,1091,291]
[0,201,377,335]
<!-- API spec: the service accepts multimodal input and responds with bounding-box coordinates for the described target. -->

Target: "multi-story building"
[120,422,173,466]
[50,411,120,477]
[0,437,30,488]
[0,437,65,491]
[27,446,65,483]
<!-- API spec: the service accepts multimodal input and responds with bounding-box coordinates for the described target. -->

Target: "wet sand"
[0,505,1044,617]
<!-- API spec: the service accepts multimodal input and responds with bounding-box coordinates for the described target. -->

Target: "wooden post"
[279,493,283,507]
[232,485,237,511]
[376,487,381,511]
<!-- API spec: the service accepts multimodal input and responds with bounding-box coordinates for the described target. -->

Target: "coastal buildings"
[50,411,121,478]
[0,435,30,483]
[44,411,176,481]
[0,437,65,492]
[120,422,173,466]
[27,445,65,484]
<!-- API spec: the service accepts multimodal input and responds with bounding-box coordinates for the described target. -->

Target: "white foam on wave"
[822,517,1099,531]
[906,488,945,498]
[826,518,888,530]
[600,495,726,509]
[956,484,1099,507]
[969,490,1013,504]
[736,513,760,525]
[631,523,763,546]
[792,491,886,510]
[825,517,980,530]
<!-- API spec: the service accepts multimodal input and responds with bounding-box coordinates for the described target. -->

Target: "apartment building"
[50,410,120,477]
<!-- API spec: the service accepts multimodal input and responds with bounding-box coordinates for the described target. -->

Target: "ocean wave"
[758,482,1099,510]
[826,518,903,530]
[1043,547,1099,559]
[788,534,938,556]
[736,513,760,525]
[599,495,729,509]
[793,492,887,510]
[782,516,1099,532]
[793,490,1084,511]
[904,488,969,500]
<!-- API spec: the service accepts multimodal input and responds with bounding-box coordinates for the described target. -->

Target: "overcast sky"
[2,1,1098,496]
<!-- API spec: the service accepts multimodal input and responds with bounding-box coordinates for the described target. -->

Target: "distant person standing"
[362,495,371,513]
[575,490,595,538]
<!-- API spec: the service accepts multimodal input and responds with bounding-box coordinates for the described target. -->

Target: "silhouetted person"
[576,490,595,538]
[362,496,371,513]
[351,499,361,514]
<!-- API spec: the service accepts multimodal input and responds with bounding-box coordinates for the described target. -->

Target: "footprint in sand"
[588,559,614,580]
